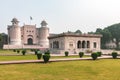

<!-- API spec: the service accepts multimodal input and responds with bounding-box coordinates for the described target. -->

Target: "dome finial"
[11,18,19,25]
[41,20,47,27]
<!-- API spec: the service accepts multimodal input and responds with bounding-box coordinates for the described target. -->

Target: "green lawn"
[0,49,17,54]
[0,49,90,61]
[0,49,34,54]
[0,55,36,61]
[0,59,119,80]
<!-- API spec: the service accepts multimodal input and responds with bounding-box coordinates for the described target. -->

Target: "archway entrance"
[27,38,33,45]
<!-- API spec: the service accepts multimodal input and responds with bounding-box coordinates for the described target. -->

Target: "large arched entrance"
[27,38,33,45]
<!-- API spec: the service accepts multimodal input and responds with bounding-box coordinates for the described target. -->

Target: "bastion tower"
[7,18,21,45]
[39,20,49,48]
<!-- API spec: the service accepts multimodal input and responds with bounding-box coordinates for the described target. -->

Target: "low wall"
[50,49,120,54]
[101,49,120,54]
[3,45,120,54]
[3,45,48,49]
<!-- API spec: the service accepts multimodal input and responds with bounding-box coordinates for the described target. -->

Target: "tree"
[101,28,112,44]
[75,30,82,34]
[0,33,8,49]
[107,23,120,49]
[95,28,112,49]
[88,23,120,49]
[95,28,103,34]
[88,31,94,34]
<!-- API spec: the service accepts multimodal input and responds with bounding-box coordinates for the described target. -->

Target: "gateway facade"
[4,18,49,49]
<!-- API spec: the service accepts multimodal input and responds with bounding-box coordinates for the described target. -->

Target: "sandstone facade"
[4,18,49,49]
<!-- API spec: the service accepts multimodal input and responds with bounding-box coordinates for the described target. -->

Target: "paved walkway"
[0,53,79,56]
[0,56,115,65]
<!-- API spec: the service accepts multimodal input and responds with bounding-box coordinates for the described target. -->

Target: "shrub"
[43,54,50,63]
[79,52,84,58]
[37,50,42,60]
[65,51,69,56]
[91,52,98,60]
[22,50,26,55]
[45,50,50,55]
[13,49,16,52]
[112,52,118,59]
[17,50,20,53]
[97,52,102,57]
[34,50,38,55]
[30,49,34,52]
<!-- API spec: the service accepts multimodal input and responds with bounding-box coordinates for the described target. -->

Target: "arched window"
[56,41,59,48]
[53,41,56,48]
[53,41,59,49]
[87,41,90,48]
[50,43,52,48]
[77,41,81,48]
[93,42,97,48]
[82,41,86,48]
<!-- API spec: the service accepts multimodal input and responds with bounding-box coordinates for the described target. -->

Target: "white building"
[49,32,102,54]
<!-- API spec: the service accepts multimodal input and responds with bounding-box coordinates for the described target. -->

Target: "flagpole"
[30,16,32,25]
[30,17,31,25]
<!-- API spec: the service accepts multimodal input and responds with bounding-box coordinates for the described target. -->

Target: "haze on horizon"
[1,0,120,34]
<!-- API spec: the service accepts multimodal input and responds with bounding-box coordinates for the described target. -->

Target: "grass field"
[0,49,90,61]
[0,59,119,80]
[0,49,17,54]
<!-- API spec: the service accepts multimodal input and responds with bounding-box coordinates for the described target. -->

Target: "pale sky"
[1,0,120,34]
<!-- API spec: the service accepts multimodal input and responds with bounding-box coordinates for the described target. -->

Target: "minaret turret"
[39,20,49,48]
[8,18,21,45]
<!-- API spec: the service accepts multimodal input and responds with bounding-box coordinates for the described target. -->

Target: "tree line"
[88,23,120,49]
[0,33,8,49]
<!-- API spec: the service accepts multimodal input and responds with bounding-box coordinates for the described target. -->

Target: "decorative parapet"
[48,32,102,39]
